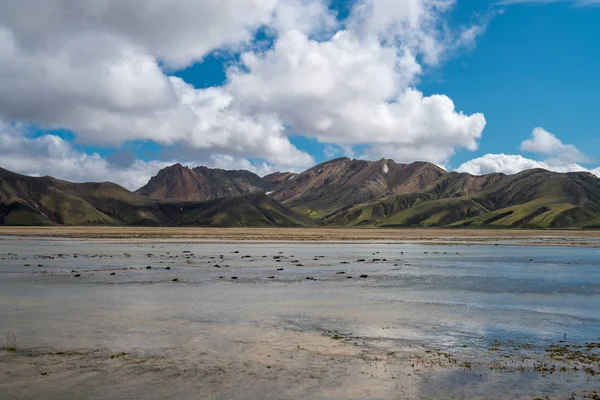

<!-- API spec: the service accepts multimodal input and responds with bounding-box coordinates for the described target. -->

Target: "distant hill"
[0,168,316,227]
[324,169,600,228]
[3,159,600,228]
[269,157,446,217]
[136,163,275,201]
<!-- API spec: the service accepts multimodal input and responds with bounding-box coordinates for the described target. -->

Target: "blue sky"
[0,0,598,189]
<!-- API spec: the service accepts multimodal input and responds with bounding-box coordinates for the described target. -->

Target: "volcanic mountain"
[0,167,316,227]
[3,157,600,228]
[136,163,276,201]
[269,157,447,216]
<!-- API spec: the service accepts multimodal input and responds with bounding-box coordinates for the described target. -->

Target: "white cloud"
[0,122,286,190]
[0,0,280,69]
[0,0,493,180]
[456,153,599,176]
[227,11,487,165]
[456,128,600,177]
[520,127,590,164]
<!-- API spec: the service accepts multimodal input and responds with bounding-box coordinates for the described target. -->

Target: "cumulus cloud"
[0,122,283,189]
[456,154,589,175]
[0,0,279,69]
[227,1,489,165]
[520,127,590,164]
[0,0,493,181]
[456,128,600,177]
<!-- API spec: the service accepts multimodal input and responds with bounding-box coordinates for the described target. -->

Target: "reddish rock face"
[269,157,447,213]
[136,164,276,201]
[262,171,297,185]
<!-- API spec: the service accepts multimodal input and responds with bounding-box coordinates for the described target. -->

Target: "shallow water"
[1,237,599,399]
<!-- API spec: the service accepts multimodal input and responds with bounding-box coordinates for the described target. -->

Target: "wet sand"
[1,235,599,399]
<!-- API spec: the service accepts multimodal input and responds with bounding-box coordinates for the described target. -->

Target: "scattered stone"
[277,268,284,271]
[268,276,275,279]
[346,276,353,279]
[74,274,81,277]
[110,272,116,276]
[165,267,171,270]
[214,265,221,268]
[296,264,304,267]
[357,259,365,262]
[359,274,369,278]
[231,277,238,280]
[219,276,224,279]
[233,251,239,254]
[172,278,178,282]
[146,266,152,269]
[336,271,345,275]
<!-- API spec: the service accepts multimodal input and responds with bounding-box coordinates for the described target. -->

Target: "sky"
[0,0,599,190]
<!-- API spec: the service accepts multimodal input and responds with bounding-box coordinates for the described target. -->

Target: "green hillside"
[0,168,316,227]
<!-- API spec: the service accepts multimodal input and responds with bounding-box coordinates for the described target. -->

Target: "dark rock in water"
[242,255,252,258]
[231,277,238,280]
[110,272,116,276]
[336,272,345,275]
[277,268,284,271]
[357,259,365,262]
[359,274,368,278]
[341,261,349,264]
[24,264,30,267]
[71,270,77,273]
[233,251,239,254]
[346,276,353,279]
[38,264,43,267]
[146,266,152,269]
[305,277,315,280]
[165,266,171,270]
[224,265,231,268]
[219,276,224,279]
[172,278,178,282]
[214,265,221,268]
[74,274,81,277]
[291,260,299,263]
[268,276,275,279]
[296,264,304,267]
[372,259,381,262]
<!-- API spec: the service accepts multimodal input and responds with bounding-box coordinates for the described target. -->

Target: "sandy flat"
[1,226,600,246]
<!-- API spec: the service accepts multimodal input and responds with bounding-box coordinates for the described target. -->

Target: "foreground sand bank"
[1,226,600,246]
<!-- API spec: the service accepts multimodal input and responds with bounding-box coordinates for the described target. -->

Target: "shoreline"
[1,226,600,247]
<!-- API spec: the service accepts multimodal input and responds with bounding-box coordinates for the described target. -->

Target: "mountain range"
[2,158,600,228]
